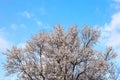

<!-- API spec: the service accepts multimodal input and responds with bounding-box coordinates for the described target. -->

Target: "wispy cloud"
[21,11,32,19]
[36,20,42,26]
[39,7,46,15]
[10,23,26,31]
[19,10,44,27]
[10,24,17,30]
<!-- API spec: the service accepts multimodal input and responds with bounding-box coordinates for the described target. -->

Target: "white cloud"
[0,38,10,52]
[114,0,120,2]
[0,28,7,37]
[36,20,42,26]
[101,12,120,69]
[17,42,26,49]
[102,12,120,49]
[20,24,26,29]
[99,12,120,73]
[111,0,120,10]
[0,28,11,52]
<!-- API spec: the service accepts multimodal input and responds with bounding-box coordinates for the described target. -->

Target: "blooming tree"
[4,25,117,80]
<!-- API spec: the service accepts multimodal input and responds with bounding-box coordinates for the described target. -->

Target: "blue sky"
[0,0,120,79]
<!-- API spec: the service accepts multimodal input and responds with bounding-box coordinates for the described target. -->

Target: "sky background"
[0,0,120,80]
